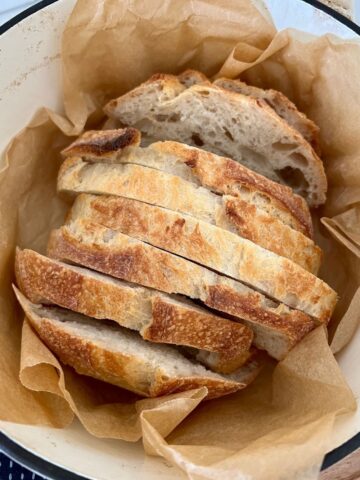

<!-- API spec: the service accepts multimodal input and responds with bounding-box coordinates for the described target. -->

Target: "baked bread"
[178,70,320,152]
[15,248,253,373]
[14,287,260,399]
[62,128,314,238]
[103,73,327,206]
[213,78,320,154]
[66,196,335,322]
[47,218,317,360]
[58,156,321,273]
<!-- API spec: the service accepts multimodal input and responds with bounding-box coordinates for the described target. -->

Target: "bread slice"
[58,157,321,273]
[62,128,314,238]
[67,196,334,321]
[15,248,253,373]
[123,70,320,153]
[47,218,317,359]
[214,78,320,154]
[149,140,313,237]
[103,74,327,206]
[14,287,260,399]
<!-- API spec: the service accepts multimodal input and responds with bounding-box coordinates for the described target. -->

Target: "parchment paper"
[0,1,359,479]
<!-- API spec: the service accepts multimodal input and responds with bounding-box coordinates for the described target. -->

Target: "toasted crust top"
[61,127,314,239]
[147,296,253,358]
[14,288,250,399]
[62,128,141,158]
[15,248,253,373]
[57,212,336,323]
[103,72,327,206]
[151,140,314,238]
[47,221,318,333]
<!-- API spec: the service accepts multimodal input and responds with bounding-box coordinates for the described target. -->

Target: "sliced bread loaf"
[103,74,327,206]
[58,157,321,273]
[15,248,253,373]
[214,78,320,154]
[62,128,313,238]
[14,287,258,399]
[47,219,315,359]
[67,196,335,322]
[177,70,320,152]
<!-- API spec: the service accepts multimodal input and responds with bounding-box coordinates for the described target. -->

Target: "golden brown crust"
[61,128,141,159]
[104,74,327,207]
[47,220,324,358]
[47,225,193,296]
[15,289,247,399]
[60,126,314,238]
[152,141,314,238]
[223,197,322,273]
[58,153,319,271]
[68,196,335,322]
[52,218,336,323]
[16,249,254,373]
[15,248,145,324]
[144,296,253,372]
[35,317,242,399]
[23,310,150,396]
[204,284,315,342]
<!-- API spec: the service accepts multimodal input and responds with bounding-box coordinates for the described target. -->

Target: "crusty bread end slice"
[14,287,259,399]
[15,248,253,373]
[104,74,327,206]
[214,78,321,154]
[61,127,141,159]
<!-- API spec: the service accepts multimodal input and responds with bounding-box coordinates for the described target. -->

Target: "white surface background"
[0,1,38,25]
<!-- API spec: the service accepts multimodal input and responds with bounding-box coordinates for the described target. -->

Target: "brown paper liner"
[1,1,359,478]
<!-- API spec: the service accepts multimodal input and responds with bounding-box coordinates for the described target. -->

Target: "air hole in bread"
[197,90,210,96]
[168,113,180,122]
[272,141,298,152]
[191,133,204,147]
[135,119,154,131]
[237,185,250,195]
[155,114,169,122]
[240,147,269,172]
[257,193,271,205]
[277,166,308,191]
[289,152,308,167]
[224,128,234,141]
